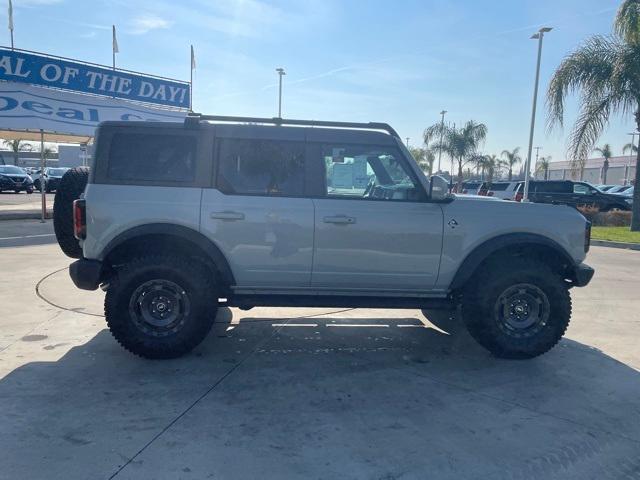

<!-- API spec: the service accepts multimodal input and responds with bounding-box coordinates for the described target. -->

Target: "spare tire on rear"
[53,167,89,259]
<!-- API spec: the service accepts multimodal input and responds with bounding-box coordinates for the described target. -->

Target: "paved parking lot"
[0,191,54,208]
[0,220,639,479]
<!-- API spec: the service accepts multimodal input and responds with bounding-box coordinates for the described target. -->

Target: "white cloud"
[128,14,172,35]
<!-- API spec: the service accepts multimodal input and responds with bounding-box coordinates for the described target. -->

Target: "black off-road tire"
[105,255,218,359]
[461,257,571,359]
[53,167,89,258]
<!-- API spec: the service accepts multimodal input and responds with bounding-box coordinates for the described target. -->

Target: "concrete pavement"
[0,222,639,479]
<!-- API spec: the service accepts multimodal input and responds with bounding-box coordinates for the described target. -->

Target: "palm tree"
[536,156,551,180]
[501,147,521,181]
[424,120,488,189]
[593,144,613,184]
[2,139,33,166]
[623,142,638,155]
[482,154,501,183]
[409,146,435,176]
[547,0,640,230]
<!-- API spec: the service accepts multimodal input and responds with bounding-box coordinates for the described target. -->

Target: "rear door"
[200,126,315,288]
[308,136,444,292]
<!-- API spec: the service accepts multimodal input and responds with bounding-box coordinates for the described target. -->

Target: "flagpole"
[112,25,116,70]
[8,0,14,49]
[190,45,195,112]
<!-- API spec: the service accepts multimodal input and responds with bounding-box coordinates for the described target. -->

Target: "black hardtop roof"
[98,114,401,146]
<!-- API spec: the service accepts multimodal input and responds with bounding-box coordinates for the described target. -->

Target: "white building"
[543,156,636,185]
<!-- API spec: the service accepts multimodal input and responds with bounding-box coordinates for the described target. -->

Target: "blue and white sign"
[0,48,190,109]
[0,82,186,138]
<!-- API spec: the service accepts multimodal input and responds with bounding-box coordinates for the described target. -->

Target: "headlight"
[26,175,33,182]
[626,198,633,205]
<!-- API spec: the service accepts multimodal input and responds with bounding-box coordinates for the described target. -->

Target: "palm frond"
[546,35,620,131]
[615,0,640,44]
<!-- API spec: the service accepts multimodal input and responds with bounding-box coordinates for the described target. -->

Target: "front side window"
[108,133,196,183]
[573,184,590,194]
[217,138,305,196]
[320,144,420,201]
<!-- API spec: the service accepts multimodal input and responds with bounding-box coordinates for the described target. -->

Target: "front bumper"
[571,262,594,287]
[69,258,103,291]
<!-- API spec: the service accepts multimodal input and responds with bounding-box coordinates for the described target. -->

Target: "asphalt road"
[0,219,639,480]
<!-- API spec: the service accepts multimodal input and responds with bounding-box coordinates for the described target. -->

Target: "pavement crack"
[107,307,355,479]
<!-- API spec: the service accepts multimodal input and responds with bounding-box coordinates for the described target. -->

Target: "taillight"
[462,189,468,194]
[515,192,523,202]
[585,221,591,252]
[73,199,86,240]
[487,191,494,196]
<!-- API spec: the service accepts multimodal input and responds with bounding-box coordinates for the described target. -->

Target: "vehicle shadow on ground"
[1,308,639,479]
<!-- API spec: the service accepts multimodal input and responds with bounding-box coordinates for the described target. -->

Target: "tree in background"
[408,146,435,176]
[501,147,521,181]
[2,139,33,166]
[593,144,613,184]
[547,0,640,230]
[623,142,638,155]
[483,154,501,183]
[424,120,487,189]
[536,156,551,180]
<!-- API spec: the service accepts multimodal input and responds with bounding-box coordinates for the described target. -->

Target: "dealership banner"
[0,48,190,109]
[0,82,187,137]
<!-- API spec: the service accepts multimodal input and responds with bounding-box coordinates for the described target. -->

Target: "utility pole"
[276,67,286,118]
[406,137,410,147]
[523,27,552,202]
[437,110,447,173]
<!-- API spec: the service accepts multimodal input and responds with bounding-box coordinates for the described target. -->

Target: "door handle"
[323,215,356,224]
[210,211,245,221]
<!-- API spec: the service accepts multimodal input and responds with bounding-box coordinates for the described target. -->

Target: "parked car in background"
[486,181,520,200]
[513,180,630,211]
[612,186,634,207]
[607,185,633,194]
[455,181,484,195]
[32,167,70,192]
[0,165,34,193]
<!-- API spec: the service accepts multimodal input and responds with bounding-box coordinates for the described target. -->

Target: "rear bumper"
[571,262,594,287]
[69,258,103,291]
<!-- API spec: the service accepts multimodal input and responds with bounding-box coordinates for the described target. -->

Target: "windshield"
[0,166,25,175]
[47,168,69,176]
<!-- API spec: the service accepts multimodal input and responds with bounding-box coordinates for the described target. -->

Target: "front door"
[309,142,444,292]
[201,134,314,288]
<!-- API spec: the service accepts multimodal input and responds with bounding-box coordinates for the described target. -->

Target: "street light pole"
[534,146,541,178]
[406,137,410,147]
[437,110,447,173]
[627,132,637,185]
[276,67,286,118]
[523,27,552,202]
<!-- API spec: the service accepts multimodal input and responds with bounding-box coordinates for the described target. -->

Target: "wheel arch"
[102,223,235,290]
[449,233,576,291]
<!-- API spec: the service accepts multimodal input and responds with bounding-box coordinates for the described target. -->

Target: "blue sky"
[2,0,635,165]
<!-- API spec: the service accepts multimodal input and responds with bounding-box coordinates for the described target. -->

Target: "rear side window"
[489,183,509,191]
[216,138,305,196]
[108,133,196,183]
[534,182,570,193]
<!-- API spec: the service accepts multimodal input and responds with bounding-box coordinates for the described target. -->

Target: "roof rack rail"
[184,113,400,139]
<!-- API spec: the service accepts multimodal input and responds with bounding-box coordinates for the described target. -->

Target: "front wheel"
[105,255,217,359]
[461,258,571,359]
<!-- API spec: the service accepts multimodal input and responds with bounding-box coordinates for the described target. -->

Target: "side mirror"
[429,175,451,201]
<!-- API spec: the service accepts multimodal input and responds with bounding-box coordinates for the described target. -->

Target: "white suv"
[53,115,594,360]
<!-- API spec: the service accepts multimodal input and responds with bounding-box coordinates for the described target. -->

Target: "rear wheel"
[461,257,571,359]
[105,255,217,359]
[53,167,89,258]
